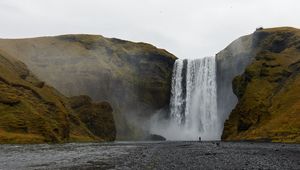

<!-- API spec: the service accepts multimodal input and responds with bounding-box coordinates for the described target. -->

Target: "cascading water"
[170,56,221,141]
[150,56,221,141]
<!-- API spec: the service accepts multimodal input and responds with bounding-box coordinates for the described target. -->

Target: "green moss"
[0,51,116,144]
[223,27,300,143]
[0,33,176,140]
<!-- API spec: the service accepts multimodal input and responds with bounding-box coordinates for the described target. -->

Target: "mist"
[150,110,202,140]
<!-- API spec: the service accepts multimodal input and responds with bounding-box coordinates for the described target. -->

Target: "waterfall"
[149,56,221,141]
[169,57,221,140]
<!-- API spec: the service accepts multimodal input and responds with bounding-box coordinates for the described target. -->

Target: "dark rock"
[34,81,45,88]
[69,95,116,141]
[146,134,166,141]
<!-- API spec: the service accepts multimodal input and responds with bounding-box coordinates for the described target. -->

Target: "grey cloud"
[0,0,299,58]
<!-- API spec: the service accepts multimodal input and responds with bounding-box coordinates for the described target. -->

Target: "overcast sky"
[0,0,300,58]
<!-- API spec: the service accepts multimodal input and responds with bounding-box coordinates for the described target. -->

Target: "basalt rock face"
[222,27,300,143]
[0,50,115,143]
[69,95,116,141]
[0,35,176,140]
[216,34,255,127]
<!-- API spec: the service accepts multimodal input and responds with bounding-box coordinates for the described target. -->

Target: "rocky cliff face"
[0,50,115,143]
[216,34,255,126]
[221,27,300,143]
[69,95,116,141]
[0,35,176,139]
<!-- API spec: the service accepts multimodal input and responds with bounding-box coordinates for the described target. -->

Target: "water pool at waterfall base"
[0,141,299,170]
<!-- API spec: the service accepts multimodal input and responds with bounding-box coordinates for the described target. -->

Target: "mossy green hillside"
[0,50,115,143]
[0,35,176,139]
[222,27,300,143]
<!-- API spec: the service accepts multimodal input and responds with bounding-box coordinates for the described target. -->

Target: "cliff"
[221,27,300,143]
[0,50,115,143]
[0,35,176,139]
[216,33,255,126]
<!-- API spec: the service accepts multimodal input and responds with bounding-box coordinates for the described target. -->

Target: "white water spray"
[150,56,221,141]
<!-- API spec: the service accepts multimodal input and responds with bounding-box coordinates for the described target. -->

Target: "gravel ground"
[0,141,299,170]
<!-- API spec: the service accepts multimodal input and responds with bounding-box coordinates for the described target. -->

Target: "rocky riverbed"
[0,141,299,169]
